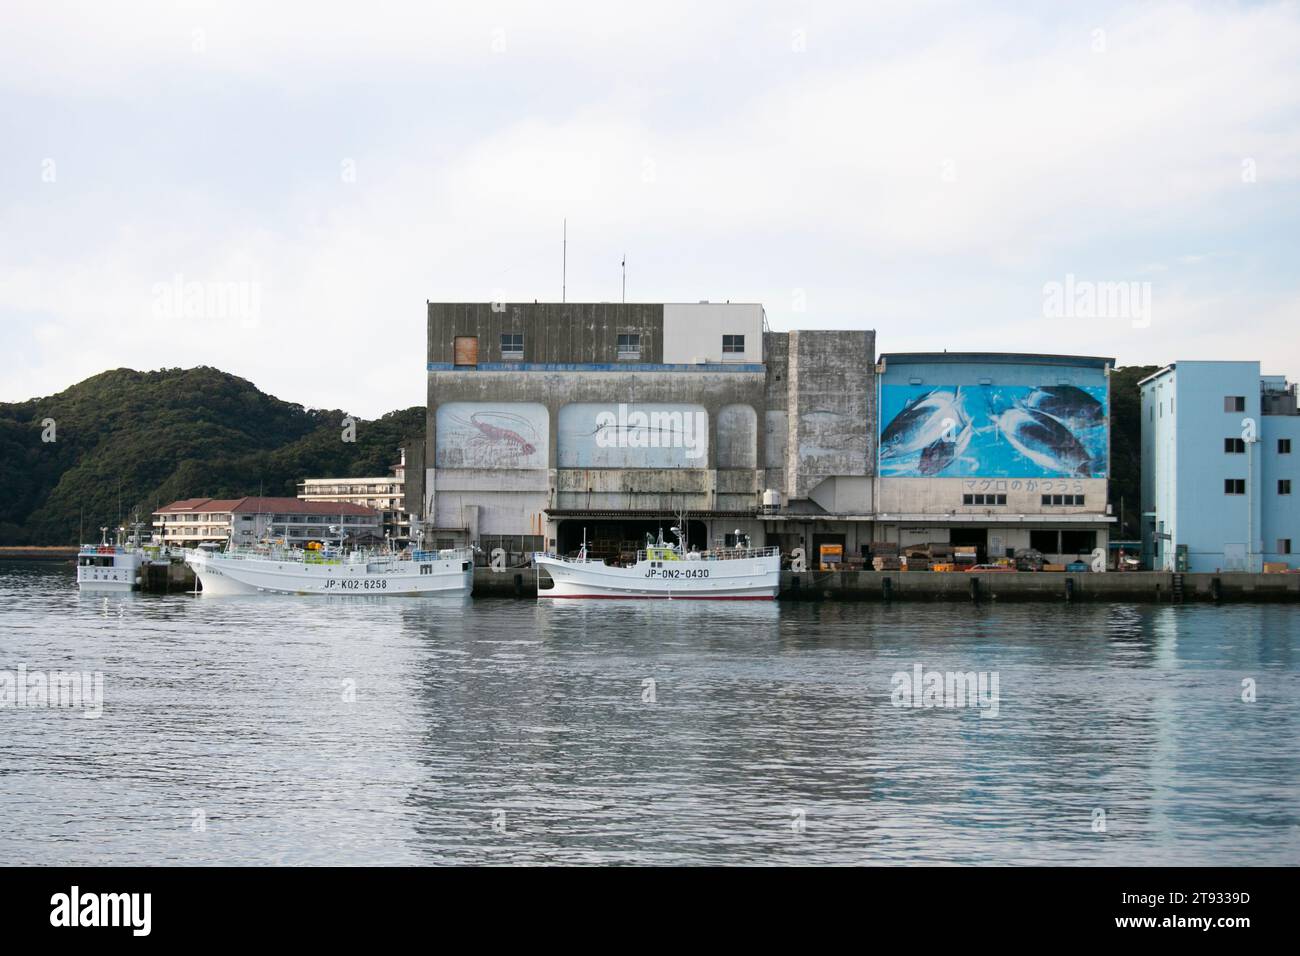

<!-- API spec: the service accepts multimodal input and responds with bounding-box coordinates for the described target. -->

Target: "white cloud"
[2,1,1298,413]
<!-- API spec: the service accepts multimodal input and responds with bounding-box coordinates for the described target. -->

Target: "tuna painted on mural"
[436,402,548,469]
[879,384,1107,478]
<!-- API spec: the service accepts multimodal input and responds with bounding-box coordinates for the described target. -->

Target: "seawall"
[483,568,1300,602]
[780,570,1300,602]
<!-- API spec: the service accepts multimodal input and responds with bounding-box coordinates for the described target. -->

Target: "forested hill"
[0,367,423,545]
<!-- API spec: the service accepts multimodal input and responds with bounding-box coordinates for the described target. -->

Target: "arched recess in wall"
[435,402,549,469]
[557,402,709,468]
[716,404,758,469]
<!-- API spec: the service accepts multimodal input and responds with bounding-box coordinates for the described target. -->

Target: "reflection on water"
[1,562,1297,865]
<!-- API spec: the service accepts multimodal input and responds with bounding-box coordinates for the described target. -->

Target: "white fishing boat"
[184,524,473,597]
[533,527,780,601]
[76,526,145,592]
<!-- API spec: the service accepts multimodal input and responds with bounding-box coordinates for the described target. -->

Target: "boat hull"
[76,551,143,591]
[185,550,474,596]
[535,553,780,600]
[76,575,138,592]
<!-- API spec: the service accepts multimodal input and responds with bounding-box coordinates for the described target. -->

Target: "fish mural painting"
[436,402,548,469]
[879,384,1107,478]
[558,402,709,468]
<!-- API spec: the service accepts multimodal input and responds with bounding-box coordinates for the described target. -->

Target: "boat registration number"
[324,578,388,590]
[645,568,710,579]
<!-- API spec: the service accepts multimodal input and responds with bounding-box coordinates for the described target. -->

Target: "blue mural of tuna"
[1023,385,1104,429]
[992,406,1094,477]
[880,388,974,475]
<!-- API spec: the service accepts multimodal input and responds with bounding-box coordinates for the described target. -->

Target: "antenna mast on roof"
[562,218,567,303]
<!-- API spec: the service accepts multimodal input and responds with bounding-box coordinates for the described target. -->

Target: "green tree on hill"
[0,367,422,544]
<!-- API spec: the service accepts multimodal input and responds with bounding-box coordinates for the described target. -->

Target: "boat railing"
[636,545,780,563]
[203,545,472,565]
[411,548,473,562]
[537,545,780,565]
[532,550,602,565]
[80,544,126,555]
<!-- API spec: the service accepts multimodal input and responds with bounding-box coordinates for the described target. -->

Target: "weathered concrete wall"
[785,330,876,501]
[763,332,790,493]
[716,403,758,469]
[426,366,768,530]
[424,307,889,547]
[877,476,1109,514]
[428,302,665,365]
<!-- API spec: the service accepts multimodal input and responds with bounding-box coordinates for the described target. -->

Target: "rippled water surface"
[1,562,1297,865]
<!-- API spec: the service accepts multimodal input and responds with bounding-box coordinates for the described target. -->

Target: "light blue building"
[1140,361,1299,572]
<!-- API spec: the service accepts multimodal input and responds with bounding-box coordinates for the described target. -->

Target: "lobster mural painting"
[436,403,548,469]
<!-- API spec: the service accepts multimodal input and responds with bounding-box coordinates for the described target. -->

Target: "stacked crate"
[870,542,901,572]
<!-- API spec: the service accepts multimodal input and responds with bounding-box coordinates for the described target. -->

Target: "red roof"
[154,497,379,517]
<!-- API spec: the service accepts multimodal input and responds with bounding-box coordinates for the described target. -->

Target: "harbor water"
[1,561,1297,865]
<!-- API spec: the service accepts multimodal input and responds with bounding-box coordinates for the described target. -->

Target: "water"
[1,562,1297,865]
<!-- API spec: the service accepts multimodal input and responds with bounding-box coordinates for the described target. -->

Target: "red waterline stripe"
[539,593,775,601]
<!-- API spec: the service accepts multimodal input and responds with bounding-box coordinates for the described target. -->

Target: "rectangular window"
[1225,438,1245,454]
[1225,479,1246,495]
[616,333,641,359]
[1060,530,1097,555]
[1280,539,1293,555]
[500,333,523,357]
[1042,494,1086,506]
[722,334,745,354]
[1029,530,1059,553]
[453,335,478,367]
[1224,396,1246,412]
[964,493,1006,506]
[1280,479,1292,495]
[1281,439,1293,454]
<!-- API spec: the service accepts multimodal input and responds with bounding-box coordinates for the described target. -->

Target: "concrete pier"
[482,567,1300,601]
[779,570,1300,602]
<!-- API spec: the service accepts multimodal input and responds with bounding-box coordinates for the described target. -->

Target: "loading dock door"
[813,533,847,569]
[949,527,989,564]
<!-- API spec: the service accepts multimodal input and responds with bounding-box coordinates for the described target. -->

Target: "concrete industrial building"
[422,301,875,561]
[152,497,382,549]
[875,352,1116,565]
[1141,361,1299,572]
[420,301,1120,567]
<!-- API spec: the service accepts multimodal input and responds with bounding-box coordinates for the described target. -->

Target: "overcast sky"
[2,1,1298,417]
